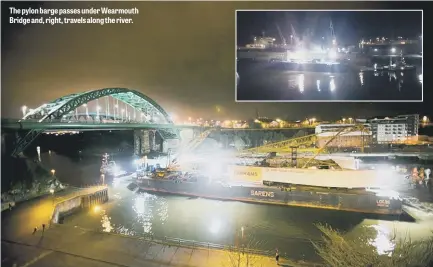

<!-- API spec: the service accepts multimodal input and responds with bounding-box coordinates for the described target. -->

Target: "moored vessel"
[132,165,403,215]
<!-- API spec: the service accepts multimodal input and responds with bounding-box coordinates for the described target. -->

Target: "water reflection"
[237,65,422,100]
[133,195,155,234]
[298,74,305,93]
[368,224,395,256]
[101,211,114,232]
[64,176,433,262]
[329,76,336,91]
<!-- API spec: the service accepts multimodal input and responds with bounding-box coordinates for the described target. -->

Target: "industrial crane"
[239,134,318,154]
[169,128,214,169]
[301,124,370,168]
[329,19,337,47]
[275,23,286,46]
[237,124,370,169]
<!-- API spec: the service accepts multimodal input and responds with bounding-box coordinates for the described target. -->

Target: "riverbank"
[1,186,66,212]
[2,224,323,267]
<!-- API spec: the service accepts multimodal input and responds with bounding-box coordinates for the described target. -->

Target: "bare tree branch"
[313,223,433,267]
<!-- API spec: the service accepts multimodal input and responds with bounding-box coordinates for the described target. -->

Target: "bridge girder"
[12,88,178,156]
[23,88,173,124]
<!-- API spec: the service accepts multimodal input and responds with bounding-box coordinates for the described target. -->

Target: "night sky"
[237,11,422,46]
[1,1,431,121]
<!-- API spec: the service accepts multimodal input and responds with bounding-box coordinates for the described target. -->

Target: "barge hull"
[135,179,403,215]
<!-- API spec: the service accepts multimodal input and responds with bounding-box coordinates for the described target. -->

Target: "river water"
[236,61,423,101]
[36,150,433,262]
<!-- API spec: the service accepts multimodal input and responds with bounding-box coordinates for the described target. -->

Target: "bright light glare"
[390,48,396,53]
[368,224,395,256]
[418,74,422,83]
[93,205,101,213]
[134,197,146,215]
[367,188,400,200]
[328,50,337,59]
[209,219,221,234]
[293,50,306,60]
[374,48,378,52]
[316,80,321,91]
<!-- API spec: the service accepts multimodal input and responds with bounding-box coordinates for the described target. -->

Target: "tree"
[222,232,268,267]
[313,224,433,267]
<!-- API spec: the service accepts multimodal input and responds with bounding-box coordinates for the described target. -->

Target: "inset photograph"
[236,10,423,102]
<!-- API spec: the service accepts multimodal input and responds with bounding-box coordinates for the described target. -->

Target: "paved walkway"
[2,225,321,267]
[1,186,107,241]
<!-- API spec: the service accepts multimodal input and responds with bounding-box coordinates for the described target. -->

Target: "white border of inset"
[235,9,423,103]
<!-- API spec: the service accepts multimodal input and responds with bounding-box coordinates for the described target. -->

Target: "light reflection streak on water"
[316,80,321,91]
[298,74,304,93]
[359,72,364,86]
[329,77,336,91]
[367,224,395,256]
[419,74,422,83]
[133,194,155,234]
[101,211,114,233]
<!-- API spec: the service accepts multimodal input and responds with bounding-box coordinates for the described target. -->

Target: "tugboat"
[361,51,416,73]
[384,55,416,71]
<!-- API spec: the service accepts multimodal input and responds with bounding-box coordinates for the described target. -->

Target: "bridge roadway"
[1,119,314,131]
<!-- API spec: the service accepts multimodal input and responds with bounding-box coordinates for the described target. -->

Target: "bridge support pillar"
[140,130,151,155]
[133,130,141,156]
[150,130,157,151]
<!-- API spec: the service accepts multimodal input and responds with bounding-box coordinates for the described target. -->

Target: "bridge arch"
[23,88,173,124]
[13,88,176,156]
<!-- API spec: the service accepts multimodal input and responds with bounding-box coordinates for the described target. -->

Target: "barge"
[132,166,403,215]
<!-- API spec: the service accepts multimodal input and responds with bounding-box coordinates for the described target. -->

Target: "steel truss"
[12,88,177,156]
[241,134,318,154]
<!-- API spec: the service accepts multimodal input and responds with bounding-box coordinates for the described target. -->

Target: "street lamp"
[21,105,28,117]
[50,188,55,205]
[51,169,56,176]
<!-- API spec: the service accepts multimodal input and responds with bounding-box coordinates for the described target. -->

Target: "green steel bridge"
[1,88,314,156]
